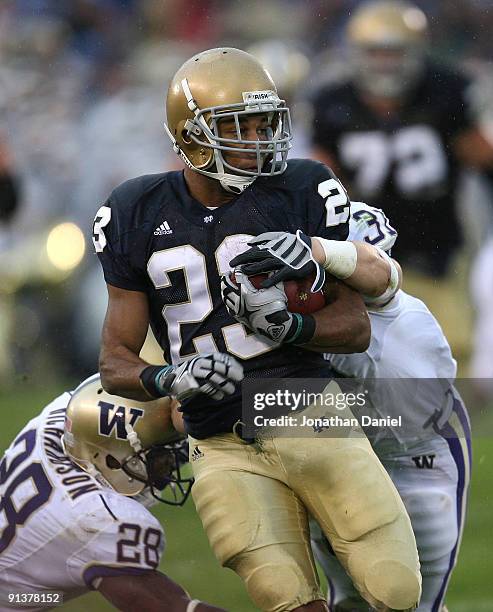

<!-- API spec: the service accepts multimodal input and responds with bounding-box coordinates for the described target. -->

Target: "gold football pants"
[189,390,421,611]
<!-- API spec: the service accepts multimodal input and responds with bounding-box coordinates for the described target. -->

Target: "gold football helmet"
[346,0,428,98]
[62,374,192,505]
[164,47,292,194]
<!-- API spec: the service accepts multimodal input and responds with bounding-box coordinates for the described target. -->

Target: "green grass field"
[1,385,491,611]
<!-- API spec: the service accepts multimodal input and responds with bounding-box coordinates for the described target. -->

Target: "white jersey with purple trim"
[332,289,457,380]
[327,289,457,448]
[0,393,165,611]
[319,292,471,611]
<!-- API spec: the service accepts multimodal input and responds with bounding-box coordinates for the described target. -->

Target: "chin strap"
[85,463,114,490]
[125,422,143,453]
[219,173,255,194]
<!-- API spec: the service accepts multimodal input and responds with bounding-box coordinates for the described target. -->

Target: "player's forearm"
[99,571,227,612]
[348,241,393,297]
[99,343,153,401]
[305,309,370,353]
[312,238,393,297]
[303,281,370,353]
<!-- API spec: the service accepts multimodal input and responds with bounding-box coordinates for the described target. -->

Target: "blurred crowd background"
[1,0,493,396]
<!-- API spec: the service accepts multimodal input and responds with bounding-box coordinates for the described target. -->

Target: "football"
[232,272,326,315]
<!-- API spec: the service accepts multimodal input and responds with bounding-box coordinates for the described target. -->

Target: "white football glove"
[221,270,301,344]
[230,230,325,292]
[155,353,244,401]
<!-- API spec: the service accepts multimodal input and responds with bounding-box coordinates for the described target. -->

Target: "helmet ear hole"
[106,455,121,470]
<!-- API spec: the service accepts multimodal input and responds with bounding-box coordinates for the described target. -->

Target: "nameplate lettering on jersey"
[43,407,100,500]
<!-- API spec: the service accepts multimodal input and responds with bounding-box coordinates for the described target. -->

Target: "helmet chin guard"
[121,423,193,506]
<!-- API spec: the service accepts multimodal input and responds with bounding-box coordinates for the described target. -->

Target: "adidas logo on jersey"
[154,221,173,235]
[191,446,204,461]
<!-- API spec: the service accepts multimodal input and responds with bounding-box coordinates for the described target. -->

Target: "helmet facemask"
[121,437,193,507]
[63,432,193,506]
[165,79,292,194]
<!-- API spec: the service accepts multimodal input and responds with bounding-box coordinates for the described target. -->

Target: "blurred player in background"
[0,374,225,612]
[309,0,493,357]
[311,203,471,612]
[94,48,421,611]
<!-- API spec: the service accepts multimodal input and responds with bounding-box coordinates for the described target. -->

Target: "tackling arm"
[305,276,370,353]
[98,570,226,612]
[311,238,399,298]
[231,231,400,301]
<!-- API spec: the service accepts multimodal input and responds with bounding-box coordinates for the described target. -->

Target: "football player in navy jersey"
[94,48,421,611]
[310,0,493,355]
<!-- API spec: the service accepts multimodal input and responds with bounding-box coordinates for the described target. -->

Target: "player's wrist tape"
[284,313,316,345]
[314,237,357,279]
[139,365,175,398]
[186,601,202,612]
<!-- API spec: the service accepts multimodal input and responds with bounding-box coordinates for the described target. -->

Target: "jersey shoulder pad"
[111,173,167,202]
[65,491,165,589]
[93,172,177,258]
[74,490,162,535]
[108,172,171,222]
[39,391,71,418]
[348,201,397,252]
[278,158,338,190]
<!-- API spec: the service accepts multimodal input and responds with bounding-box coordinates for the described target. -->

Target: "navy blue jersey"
[94,159,349,438]
[311,62,473,276]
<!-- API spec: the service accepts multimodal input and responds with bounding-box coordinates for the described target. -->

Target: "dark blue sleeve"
[93,195,148,292]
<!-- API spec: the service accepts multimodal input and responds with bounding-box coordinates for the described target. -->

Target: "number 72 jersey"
[94,159,350,438]
[310,63,474,275]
